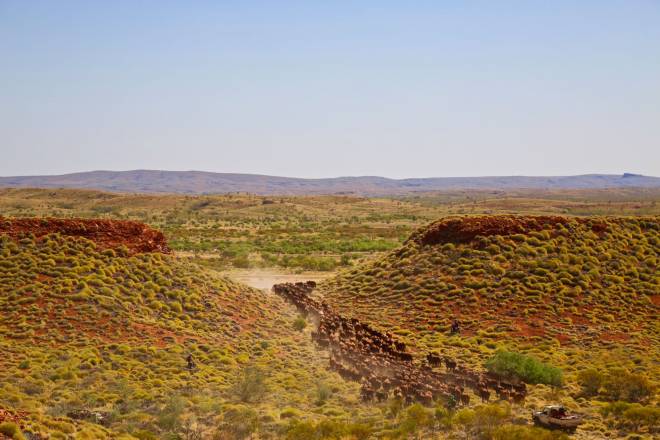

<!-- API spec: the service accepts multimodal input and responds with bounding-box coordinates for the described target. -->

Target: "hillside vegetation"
[1,193,659,438]
[0,229,383,439]
[1,187,659,273]
[0,220,587,440]
[318,215,659,437]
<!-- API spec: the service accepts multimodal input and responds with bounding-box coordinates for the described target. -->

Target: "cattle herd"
[273,282,527,407]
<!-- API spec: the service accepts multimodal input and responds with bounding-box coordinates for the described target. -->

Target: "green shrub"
[156,395,185,431]
[397,404,434,436]
[315,382,333,405]
[601,401,634,418]
[577,368,603,396]
[232,254,251,269]
[132,430,158,440]
[601,402,660,430]
[285,421,316,439]
[434,406,453,430]
[218,405,259,440]
[285,419,372,440]
[0,422,25,440]
[622,405,660,430]
[601,369,654,403]
[466,403,511,438]
[485,351,562,386]
[232,366,268,403]
[292,316,307,332]
[492,425,569,440]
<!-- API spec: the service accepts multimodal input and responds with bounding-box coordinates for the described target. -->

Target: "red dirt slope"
[412,215,606,245]
[0,217,170,255]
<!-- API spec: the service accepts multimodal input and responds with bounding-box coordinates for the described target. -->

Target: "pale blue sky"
[1,1,659,178]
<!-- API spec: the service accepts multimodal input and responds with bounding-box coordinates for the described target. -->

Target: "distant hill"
[1,170,659,195]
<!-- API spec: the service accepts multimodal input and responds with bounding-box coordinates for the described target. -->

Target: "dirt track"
[0,217,170,255]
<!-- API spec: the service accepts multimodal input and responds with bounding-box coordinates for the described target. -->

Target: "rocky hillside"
[1,216,656,439]
[0,223,375,439]
[317,215,658,436]
[319,215,657,347]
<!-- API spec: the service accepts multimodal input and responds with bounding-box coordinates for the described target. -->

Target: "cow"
[427,352,443,367]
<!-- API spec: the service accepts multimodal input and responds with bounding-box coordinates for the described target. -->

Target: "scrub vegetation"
[0,188,658,438]
[0,233,380,438]
[1,187,658,272]
[318,215,659,438]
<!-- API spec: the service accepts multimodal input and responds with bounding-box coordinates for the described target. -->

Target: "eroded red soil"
[0,217,170,255]
[414,215,607,245]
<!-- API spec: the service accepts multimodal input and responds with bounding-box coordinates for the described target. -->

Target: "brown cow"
[427,352,442,367]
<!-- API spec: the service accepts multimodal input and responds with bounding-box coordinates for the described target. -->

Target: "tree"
[485,351,562,387]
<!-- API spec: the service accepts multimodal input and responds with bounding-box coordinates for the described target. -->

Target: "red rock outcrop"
[0,217,170,255]
[413,215,607,246]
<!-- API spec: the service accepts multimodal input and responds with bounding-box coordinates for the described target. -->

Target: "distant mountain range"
[0,170,658,195]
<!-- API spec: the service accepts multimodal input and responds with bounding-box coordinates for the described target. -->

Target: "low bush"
[0,422,25,440]
[453,402,512,439]
[396,403,434,436]
[292,316,307,331]
[601,402,660,431]
[216,405,259,440]
[601,369,654,403]
[315,382,333,405]
[621,405,660,431]
[231,366,268,403]
[485,351,562,386]
[285,419,372,440]
[492,425,569,440]
[577,368,603,397]
[579,368,654,403]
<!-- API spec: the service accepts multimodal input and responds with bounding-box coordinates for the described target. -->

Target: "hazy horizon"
[1,168,658,180]
[2,1,659,178]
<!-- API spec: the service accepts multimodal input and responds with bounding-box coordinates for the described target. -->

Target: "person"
[450,319,460,334]
[186,353,195,370]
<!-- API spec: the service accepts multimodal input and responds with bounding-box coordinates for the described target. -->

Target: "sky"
[1,1,659,178]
